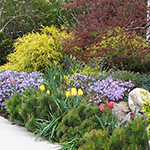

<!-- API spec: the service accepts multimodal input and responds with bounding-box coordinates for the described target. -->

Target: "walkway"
[0,116,61,150]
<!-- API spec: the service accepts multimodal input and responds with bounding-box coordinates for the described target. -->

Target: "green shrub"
[111,70,150,92]
[78,117,149,150]
[4,92,24,125]
[56,104,112,148]
[135,73,150,92]
[0,32,13,66]
[78,129,110,150]
[5,87,66,131]
[97,27,150,72]
[142,92,150,138]
[110,117,149,150]
[0,25,72,72]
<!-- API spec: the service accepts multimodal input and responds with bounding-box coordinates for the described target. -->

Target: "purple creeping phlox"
[0,70,44,108]
[68,73,135,104]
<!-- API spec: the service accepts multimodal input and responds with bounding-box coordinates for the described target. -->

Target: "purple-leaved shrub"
[68,73,135,104]
[0,70,44,108]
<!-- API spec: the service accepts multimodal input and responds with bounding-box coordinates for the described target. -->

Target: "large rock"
[128,88,150,114]
[112,101,130,122]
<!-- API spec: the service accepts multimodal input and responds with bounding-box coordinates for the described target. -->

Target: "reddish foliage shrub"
[61,0,150,71]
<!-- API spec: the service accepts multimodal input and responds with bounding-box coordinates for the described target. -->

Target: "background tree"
[62,0,150,72]
[0,0,75,37]
[147,0,150,41]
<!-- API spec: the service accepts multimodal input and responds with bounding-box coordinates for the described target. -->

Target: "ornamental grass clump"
[0,70,44,109]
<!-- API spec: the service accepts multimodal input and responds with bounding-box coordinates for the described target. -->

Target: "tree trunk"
[147,0,150,41]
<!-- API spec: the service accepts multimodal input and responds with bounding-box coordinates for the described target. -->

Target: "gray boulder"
[128,88,150,115]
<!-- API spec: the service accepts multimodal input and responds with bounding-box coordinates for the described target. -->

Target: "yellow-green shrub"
[92,27,150,71]
[0,25,72,72]
[76,27,150,72]
[100,27,149,56]
[142,92,150,138]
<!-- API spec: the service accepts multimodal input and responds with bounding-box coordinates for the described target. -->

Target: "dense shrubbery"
[5,87,66,131]
[0,25,72,72]
[0,32,14,66]
[56,104,112,145]
[2,63,150,149]
[63,26,150,72]
[78,117,149,150]
[1,0,150,149]
[61,0,150,72]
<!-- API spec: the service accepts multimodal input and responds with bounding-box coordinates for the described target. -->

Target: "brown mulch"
[0,113,9,120]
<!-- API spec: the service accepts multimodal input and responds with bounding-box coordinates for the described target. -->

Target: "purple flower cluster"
[0,70,44,108]
[68,73,135,104]
[68,72,104,89]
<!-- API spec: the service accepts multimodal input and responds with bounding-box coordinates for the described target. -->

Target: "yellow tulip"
[78,89,83,96]
[40,85,45,91]
[66,91,71,97]
[46,90,50,95]
[71,88,77,96]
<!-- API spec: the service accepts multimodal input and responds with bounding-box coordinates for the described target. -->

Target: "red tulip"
[11,79,15,84]
[99,104,105,111]
[107,101,113,109]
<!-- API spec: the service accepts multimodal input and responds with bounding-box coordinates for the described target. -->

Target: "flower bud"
[11,79,15,84]
[66,91,71,97]
[78,88,83,96]
[40,85,45,91]
[71,88,77,96]
[99,104,105,111]
[46,90,50,95]
[107,101,113,109]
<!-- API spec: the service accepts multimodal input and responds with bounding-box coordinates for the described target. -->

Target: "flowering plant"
[96,101,119,135]
[67,73,135,103]
[63,87,85,111]
[0,70,44,109]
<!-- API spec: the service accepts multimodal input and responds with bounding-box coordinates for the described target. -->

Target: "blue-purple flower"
[67,73,135,104]
[0,70,45,108]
